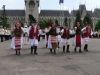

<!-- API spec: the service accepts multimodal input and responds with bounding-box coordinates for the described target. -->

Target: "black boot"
[34,46,38,55]
[66,45,70,53]
[18,49,21,55]
[84,44,87,51]
[85,44,88,52]
[31,46,33,54]
[15,50,18,55]
[74,47,77,52]
[50,49,53,53]
[79,47,82,53]
[63,46,65,53]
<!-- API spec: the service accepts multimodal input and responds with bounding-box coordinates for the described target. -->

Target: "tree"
[64,17,68,26]
[29,14,36,25]
[1,5,10,28]
[55,19,59,26]
[39,19,53,29]
[39,20,48,29]
[95,20,100,31]
[83,13,93,27]
[74,10,82,27]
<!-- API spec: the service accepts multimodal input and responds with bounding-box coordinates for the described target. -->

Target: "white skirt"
[11,37,23,49]
[47,36,52,49]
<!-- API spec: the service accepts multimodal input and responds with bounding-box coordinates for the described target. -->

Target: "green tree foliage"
[39,19,53,29]
[95,20,100,31]
[55,19,59,26]
[0,5,10,28]
[74,10,82,27]
[64,17,68,26]
[39,20,48,29]
[29,14,36,25]
[83,13,93,27]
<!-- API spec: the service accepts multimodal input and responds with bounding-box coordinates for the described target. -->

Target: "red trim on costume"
[29,26,39,39]
[83,26,91,38]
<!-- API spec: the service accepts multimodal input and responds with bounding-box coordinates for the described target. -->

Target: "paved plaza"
[0,38,100,75]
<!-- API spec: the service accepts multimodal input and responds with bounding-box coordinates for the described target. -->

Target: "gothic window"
[25,1,27,5]
[29,1,35,8]
[36,1,39,7]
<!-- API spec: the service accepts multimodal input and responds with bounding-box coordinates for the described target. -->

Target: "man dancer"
[74,21,82,53]
[82,22,92,52]
[61,25,70,53]
[29,21,39,55]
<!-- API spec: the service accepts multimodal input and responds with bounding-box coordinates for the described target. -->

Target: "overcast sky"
[0,0,100,12]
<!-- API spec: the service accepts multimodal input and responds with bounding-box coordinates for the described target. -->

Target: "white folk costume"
[29,24,39,54]
[22,26,29,44]
[47,27,58,54]
[45,27,51,48]
[11,27,23,55]
[61,27,70,53]
[82,25,92,51]
[56,27,61,48]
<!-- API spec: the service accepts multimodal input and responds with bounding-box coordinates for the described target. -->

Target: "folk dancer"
[45,26,51,48]
[11,20,23,55]
[82,23,92,52]
[48,25,58,54]
[29,22,39,55]
[74,22,82,53]
[61,25,70,53]
[56,26,61,48]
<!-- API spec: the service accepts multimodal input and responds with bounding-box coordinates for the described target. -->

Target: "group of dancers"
[11,19,92,55]
[45,21,92,54]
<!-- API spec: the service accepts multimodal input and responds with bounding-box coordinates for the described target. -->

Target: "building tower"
[24,0,39,24]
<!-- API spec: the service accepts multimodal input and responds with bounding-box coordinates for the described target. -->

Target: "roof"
[71,10,78,16]
[93,9,100,18]
[71,10,93,17]
[79,4,86,11]
[87,11,93,16]
[0,10,25,16]
[39,10,70,17]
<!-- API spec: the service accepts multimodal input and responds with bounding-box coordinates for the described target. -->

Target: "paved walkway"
[0,38,100,75]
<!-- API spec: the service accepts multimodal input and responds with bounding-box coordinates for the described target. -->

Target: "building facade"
[0,4,100,30]
[0,10,25,29]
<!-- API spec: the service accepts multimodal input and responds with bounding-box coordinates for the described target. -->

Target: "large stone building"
[39,10,70,26]
[0,10,25,28]
[39,5,100,30]
[39,4,100,29]
[0,4,100,29]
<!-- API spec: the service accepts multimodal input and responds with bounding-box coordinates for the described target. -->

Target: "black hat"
[29,14,36,23]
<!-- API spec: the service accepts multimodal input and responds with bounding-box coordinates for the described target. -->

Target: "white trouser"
[30,38,38,46]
